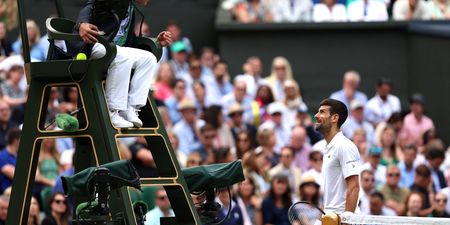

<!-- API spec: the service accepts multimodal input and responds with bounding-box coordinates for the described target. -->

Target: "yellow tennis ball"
[76,53,87,60]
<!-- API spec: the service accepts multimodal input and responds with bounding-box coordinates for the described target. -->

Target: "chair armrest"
[45,17,117,67]
[132,36,163,62]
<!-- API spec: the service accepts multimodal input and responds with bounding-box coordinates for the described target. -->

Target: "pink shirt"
[400,113,434,146]
[153,82,173,101]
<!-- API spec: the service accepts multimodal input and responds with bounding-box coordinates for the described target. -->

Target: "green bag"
[62,160,141,197]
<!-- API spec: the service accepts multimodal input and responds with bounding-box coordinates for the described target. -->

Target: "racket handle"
[322,212,340,225]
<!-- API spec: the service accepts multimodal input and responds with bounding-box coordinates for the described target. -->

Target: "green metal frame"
[6,1,201,225]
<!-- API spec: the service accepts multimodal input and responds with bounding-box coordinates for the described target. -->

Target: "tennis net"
[337,214,450,225]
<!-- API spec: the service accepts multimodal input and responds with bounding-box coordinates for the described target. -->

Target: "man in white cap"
[172,99,204,155]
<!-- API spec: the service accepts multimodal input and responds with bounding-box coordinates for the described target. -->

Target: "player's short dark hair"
[319,98,348,128]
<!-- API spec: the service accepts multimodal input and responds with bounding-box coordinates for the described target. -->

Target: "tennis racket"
[288,201,325,225]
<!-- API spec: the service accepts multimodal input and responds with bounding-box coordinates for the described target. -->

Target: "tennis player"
[314,98,360,215]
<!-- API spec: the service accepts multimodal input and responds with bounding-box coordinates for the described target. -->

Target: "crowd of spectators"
[0,12,449,225]
[221,0,450,22]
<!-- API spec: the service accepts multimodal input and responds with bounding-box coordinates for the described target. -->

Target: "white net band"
[340,214,450,225]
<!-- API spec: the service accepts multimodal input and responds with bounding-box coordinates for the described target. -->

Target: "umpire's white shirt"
[322,132,361,214]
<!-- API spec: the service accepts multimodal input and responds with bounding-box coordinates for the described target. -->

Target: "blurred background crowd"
[0,0,450,225]
[221,0,450,22]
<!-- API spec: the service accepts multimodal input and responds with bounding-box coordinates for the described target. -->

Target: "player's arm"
[345,175,359,212]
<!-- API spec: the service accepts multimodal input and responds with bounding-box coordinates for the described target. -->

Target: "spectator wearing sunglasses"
[42,192,71,225]
[431,192,450,217]
[145,188,174,225]
[379,165,410,215]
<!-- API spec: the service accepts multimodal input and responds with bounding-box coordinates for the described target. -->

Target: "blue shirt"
[330,89,368,111]
[205,79,233,106]
[398,160,415,189]
[173,119,204,155]
[164,97,182,124]
[0,149,17,193]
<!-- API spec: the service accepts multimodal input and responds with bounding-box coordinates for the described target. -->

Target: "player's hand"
[157,31,173,47]
[79,23,101,44]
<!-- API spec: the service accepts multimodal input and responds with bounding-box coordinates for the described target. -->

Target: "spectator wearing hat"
[342,100,375,145]
[379,165,410,215]
[259,102,291,154]
[164,79,188,124]
[222,79,255,124]
[359,169,375,214]
[399,93,434,147]
[269,146,302,196]
[330,71,368,111]
[364,78,401,126]
[289,125,312,172]
[172,98,204,155]
[361,146,387,188]
[227,103,257,142]
[205,61,233,106]
[426,148,446,192]
[169,41,189,79]
[298,175,321,208]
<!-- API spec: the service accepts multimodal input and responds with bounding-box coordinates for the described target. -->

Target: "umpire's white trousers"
[91,43,157,111]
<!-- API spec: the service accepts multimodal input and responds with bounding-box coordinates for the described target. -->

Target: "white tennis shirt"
[322,131,361,214]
